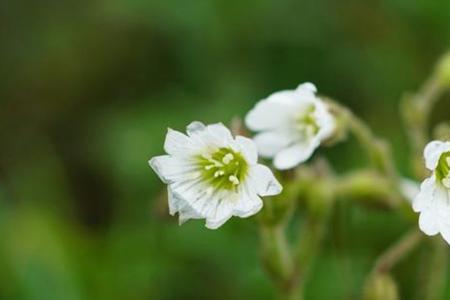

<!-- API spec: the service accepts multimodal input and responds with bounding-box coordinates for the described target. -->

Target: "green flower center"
[198,148,248,191]
[436,151,450,182]
[296,104,320,136]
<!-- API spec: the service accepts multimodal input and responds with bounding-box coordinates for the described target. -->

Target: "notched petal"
[248,164,282,196]
[186,121,206,136]
[164,128,196,156]
[296,82,317,93]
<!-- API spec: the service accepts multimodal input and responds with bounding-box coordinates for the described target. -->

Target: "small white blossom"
[149,121,282,229]
[245,82,335,170]
[413,140,450,244]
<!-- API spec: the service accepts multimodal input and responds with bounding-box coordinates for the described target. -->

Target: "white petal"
[424,140,450,170]
[168,187,206,225]
[434,185,450,218]
[313,100,336,140]
[167,187,203,223]
[273,140,319,170]
[167,186,181,215]
[438,201,450,245]
[235,136,258,164]
[419,209,439,236]
[205,197,234,229]
[186,121,206,135]
[206,123,234,143]
[245,92,297,131]
[164,128,198,156]
[170,181,212,223]
[188,122,233,149]
[233,184,263,218]
[296,82,317,93]
[413,176,435,212]
[439,226,450,245]
[178,206,204,225]
[247,164,282,196]
[253,130,296,158]
[294,86,318,105]
[149,155,199,184]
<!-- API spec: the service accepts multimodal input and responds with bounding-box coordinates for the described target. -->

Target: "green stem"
[292,179,333,299]
[327,100,398,184]
[401,58,448,178]
[403,82,444,177]
[294,207,330,298]
[372,229,423,274]
[347,111,397,182]
[334,170,401,208]
[260,223,294,288]
[258,193,299,299]
[423,238,448,300]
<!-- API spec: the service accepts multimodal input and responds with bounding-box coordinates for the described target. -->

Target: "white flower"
[245,82,335,170]
[413,140,450,244]
[149,121,282,229]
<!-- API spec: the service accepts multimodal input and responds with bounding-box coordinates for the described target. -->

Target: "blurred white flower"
[400,178,420,203]
[149,121,282,229]
[413,140,450,244]
[245,83,335,170]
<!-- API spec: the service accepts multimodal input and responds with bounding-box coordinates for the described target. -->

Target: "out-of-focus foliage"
[1,0,450,299]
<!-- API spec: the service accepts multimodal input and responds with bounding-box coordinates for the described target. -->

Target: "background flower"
[245,83,335,170]
[413,141,450,244]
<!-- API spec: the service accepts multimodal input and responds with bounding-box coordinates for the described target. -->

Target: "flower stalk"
[422,238,448,300]
[372,229,422,274]
[327,100,398,182]
[402,53,450,177]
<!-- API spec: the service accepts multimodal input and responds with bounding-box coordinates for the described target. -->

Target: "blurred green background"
[1,0,450,299]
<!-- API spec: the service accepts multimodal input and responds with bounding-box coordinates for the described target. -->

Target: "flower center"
[436,151,450,187]
[198,148,248,190]
[295,104,320,138]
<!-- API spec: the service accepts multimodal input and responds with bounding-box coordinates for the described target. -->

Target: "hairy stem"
[294,205,330,299]
[402,78,444,177]
[423,238,448,300]
[258,193,299,299]
[327,100,399,184]
[334,170,401,208]
[401,53,450,177]
[372,229,423,274]
[260,223,294,287]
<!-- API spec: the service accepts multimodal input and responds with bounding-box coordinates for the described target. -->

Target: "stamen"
[443,177,450,188]
[210,158,223,167]
[198,147,248,190]
[223,153,234,164]
[201,153,212,160]
[229,175,240,185]
[214,170,225,178]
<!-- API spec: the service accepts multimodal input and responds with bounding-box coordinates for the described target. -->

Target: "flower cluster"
[149,80,450,247]
[149,83,335,228]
